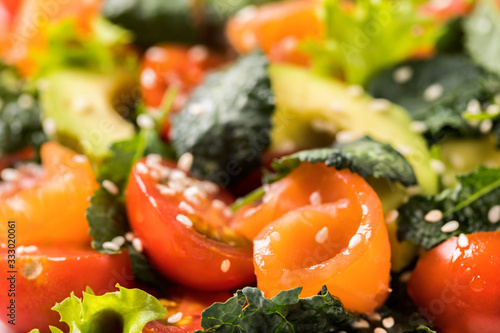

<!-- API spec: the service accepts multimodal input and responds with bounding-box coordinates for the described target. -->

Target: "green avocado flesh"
[269,64,439,195]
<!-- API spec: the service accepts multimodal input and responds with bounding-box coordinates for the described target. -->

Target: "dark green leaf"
[398,166,500,249]
[172,52,275,187]
[464,0,500,76]
[272,137,417,186]
[0,61,46,158]
[197,286,353,333]
[368,54,500,143]
[404,327,437,333]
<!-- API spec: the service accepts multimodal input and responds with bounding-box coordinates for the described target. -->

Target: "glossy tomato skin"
[408,231,500,333]
[126,158,255,291]
[0,246,135,333]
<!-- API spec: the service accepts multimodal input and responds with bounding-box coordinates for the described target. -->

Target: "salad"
[1,0,500,332]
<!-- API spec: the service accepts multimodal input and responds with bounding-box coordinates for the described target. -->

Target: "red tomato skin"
[126,159,255,291]
[0,247,135,333]
[408,231,500,333]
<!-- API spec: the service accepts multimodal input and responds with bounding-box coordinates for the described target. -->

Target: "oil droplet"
[469,275,485,292]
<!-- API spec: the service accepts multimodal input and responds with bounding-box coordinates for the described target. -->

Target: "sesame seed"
[1,168,20,182]
[368,312,382,321]
[458,233,469,248]
[385,210,399,223]
[70,97,90,113]
[136,162,149,174]
[102,180,119,195]
[374,328,387,333]
[399,271,412,283]
[369,99,391,113]
[430,159,446,174]
[176,214,193,227]
[72,154,88,163]
[221,259,231,273]
[183,186,206,205]
[198,181,219,195]
[212,199,227,210]
[441,221,459,233]
[347,85,364,97]
[141,68,156,89]
[146,154,162,167]
[336,130,360,144]
[488,205,500,223]
[111,236,125,247]
[125,232,135,242]
[351,318,370,329]
[177,153,194,172]
[137,114,155,129]
[179,201,195,214]
[42,118,57,136]
[16,246,25,254]
[132,238,143,252]
[311,118,338,133]
[466,99,481,114]
[167,312,183,324]
[393,66,413,84]
[382,316,395,328]
[349,234,362,249]
[224,207,233,218]
[329,101,345,113]
[24,245,38,253]
[423,83,444,102]
[156,184,176,196]
[243,207,258,218]
[315,227,329,244]
[486,104,500,115]
[18,93,34,109]
[424,209,443,222]
[410,121,428,133]
[187,45,208,63]
[270,231,281,242]
[479,120,493,134]
[188,103,205,116]
[309,191,322,206]
[102,241,120,251]
[397,144,413,156]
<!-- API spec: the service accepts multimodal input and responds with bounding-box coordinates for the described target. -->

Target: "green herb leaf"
[172,52,275,187]
[32,285,166,333]
[0,61,46,158]
[464,0,500,76]
[196,286,353,333]
[398,166,500,249]
[272,137,417,186]
[308,0,441,85]
[367,54,500,143]
[404,327,437,333]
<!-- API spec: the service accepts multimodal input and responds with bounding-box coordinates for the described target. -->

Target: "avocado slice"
[40,69,135,161]
[269,64,439,195]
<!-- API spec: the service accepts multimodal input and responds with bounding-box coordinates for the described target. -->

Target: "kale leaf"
[196,286,353,333]
[172,52,275,187]
[464,0,500,76]
[86,128,174,286]
[272,137,417,186]
[398,166,500,249]
[367,55,500,144]
[0,62,46,158]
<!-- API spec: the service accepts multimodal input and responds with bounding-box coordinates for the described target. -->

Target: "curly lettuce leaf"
[398,166,500,249]
[196,286,353,333]
[29,284,166,333]
[308,0,441,85]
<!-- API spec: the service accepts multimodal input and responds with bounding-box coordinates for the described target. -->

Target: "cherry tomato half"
[408,231,500,333]
[0,142,98,246]
[0,245,134,333]
[126,156,255,291]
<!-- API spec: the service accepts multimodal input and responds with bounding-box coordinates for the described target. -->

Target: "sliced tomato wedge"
[0,142,98,246]
[126,156,255,291]
[226,0,323,66]
[234,162,391,314]
[0,245,134,333]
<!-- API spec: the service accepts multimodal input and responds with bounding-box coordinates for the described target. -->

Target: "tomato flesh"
[240,163,390,314]
[408,231,500,333]
[0,245,134,333]
[126,156,255,290]
[0,142,98,246]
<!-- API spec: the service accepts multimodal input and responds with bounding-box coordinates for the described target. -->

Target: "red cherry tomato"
[126,157,255,291]
[408,231,500,333]
[0,245,135,333]
[140,44,227,138]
